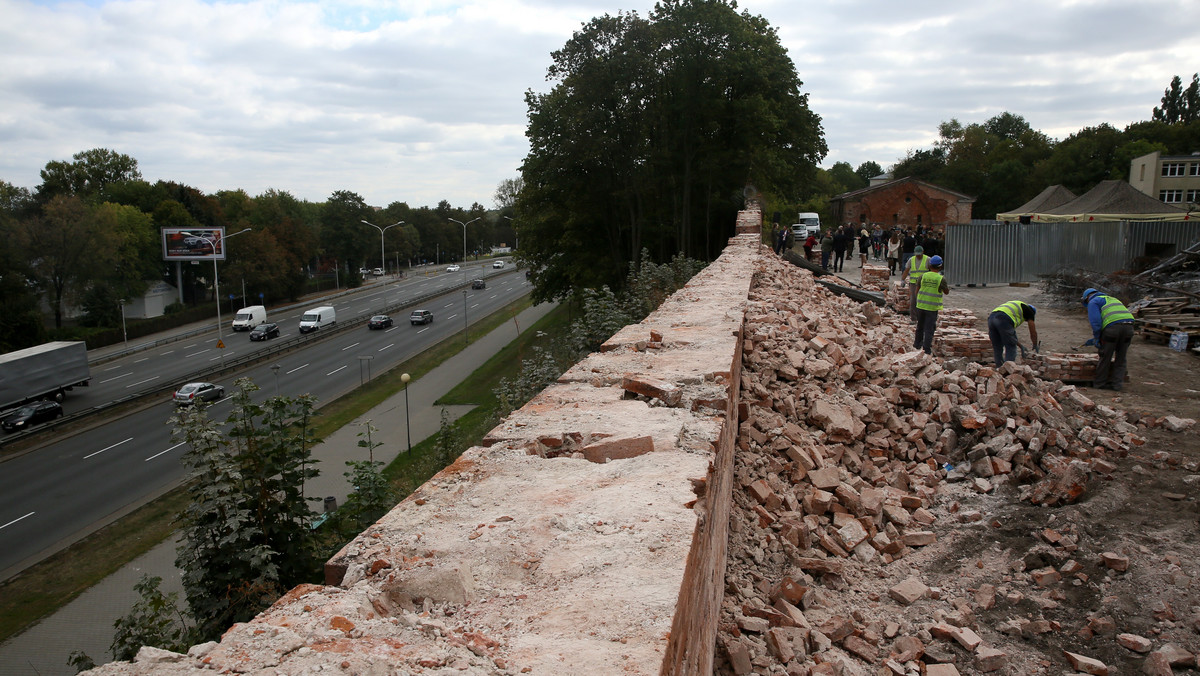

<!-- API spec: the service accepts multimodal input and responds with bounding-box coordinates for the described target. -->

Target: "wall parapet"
[86,217,765,675]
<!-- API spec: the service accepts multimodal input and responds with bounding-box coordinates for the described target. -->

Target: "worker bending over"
[988,301,1038,366]
[1081,288,1135,391]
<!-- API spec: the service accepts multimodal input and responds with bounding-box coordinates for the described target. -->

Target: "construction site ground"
[720,254,1200,675]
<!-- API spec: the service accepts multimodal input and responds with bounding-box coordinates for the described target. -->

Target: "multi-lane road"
[0,262,531,577]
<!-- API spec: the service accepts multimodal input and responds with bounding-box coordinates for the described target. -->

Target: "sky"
[2,0,1197,210]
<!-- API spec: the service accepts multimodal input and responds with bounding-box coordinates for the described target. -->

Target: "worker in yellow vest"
[988,300,1039,366]
[1081,288,1135,391]
[913,255,948,354]
[900,245,929,321]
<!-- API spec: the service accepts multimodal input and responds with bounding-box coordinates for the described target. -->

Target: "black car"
[2,401,63,433]
[368,314,393,330]
[410,309,434,325]
[471,279,486,289]
[249,322,280,341]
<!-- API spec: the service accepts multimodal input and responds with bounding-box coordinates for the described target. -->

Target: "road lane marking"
[446,314,458,320]
[341,342,360,351]
[379,343,393,351]
[159,350,175,356]
[286,364,309,374]
[417,327,430,333]
[134,357,150,364]
[103,364,125,371]
[185,349,210,358]
[327,365,348,376]
[0,512,35,531]
[146,442,186,461]
[85,437,133,459]
[470,303,479,309]
[125,376,160,388]
[99,372,132,384]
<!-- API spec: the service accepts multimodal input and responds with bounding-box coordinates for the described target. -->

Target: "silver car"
[173,382,225,406]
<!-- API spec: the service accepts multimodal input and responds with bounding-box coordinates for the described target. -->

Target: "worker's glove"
[1082,338,1096,348]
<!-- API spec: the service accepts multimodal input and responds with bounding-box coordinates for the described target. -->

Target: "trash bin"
[323,496,337,513]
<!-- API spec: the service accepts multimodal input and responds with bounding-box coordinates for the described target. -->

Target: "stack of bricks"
[938,307,978,329]
[1031,353,1097,383]
[887,280,909,312]
[935,327,993,361]
[860,263,890,291]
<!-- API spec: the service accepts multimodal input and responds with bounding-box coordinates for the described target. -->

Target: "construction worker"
[1081,288,1135,391]
[900,245,929,321]
[988,300,1039,366]
[913,255,948,354]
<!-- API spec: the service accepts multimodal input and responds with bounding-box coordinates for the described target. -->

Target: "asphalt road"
[0,263,530,577]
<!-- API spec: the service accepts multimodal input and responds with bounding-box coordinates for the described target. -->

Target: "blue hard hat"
[1081,288,1098,305]
[929,255,943,266]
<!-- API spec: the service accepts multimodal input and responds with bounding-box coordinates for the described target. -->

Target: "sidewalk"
[0,301,556,676]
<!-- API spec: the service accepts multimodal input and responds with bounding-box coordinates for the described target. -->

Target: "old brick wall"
[838,179,974,231]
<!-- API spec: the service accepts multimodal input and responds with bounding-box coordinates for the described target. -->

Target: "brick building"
[830,176,975,233]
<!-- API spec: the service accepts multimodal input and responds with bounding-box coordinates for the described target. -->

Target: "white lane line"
[134,357,150,364]
[160,350,175,356]
[470,303,479,309]
[327,365,348,376]
[286,363,309,375]
[103,364,124,372]
[146,442,186,462]
[85,437,133,459]
[379,343,393,352]
[446,314,458,320]
[181,343,198,349]
[384,326,398,333]
[185,349,210,358]
[99,372,132,384]
[341,342,360,351]
[489,294,498,299]
[125,376,160,389]
[417,327,430,333]
[444,303,454,308]
[0,512,35,531]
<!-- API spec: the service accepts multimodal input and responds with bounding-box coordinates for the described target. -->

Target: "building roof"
[998,185,1077,218]
[831,176,974,203]
[999,180,1191,222]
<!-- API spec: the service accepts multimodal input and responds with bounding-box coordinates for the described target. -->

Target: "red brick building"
[830,177,975,233]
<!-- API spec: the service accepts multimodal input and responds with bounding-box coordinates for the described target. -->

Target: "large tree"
[35,148,141,203]
[517,0,825,301]
[1152,73,1200,125]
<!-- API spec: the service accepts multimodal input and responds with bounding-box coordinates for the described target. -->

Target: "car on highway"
[446,264,460,272]
[2,401,63,433]
[249,322,280,341]
[173,382,225,406]
[410,309,434,325]
[471,279,486,289]
[492,260,505,268]
[368,314,393,330]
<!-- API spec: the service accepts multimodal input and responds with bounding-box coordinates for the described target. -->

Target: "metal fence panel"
[947,221,1128,285]
[944,222,1020,285]
[1127,221,1200,264]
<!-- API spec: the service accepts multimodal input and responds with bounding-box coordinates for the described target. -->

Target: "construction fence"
[944,220,1200,286]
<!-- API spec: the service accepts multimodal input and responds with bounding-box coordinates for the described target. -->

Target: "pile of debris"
[861,264,890,291]
[934,327,993,362]
[1028,352,1099,383]
[717,250,1197,675]
[887,281,910,313]
[1131,296,1200,353]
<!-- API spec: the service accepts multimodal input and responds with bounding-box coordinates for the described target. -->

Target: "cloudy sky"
[2,0,1196,210]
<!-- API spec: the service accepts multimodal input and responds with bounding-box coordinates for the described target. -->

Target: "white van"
[231,305,267,332]
[795,212,822,238]
[299,306,336,334]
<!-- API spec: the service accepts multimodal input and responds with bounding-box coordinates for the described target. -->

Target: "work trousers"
[913,308,939,354]
[907,284,920,321]
[988,312,1019,366]
[1094,321,1134,390]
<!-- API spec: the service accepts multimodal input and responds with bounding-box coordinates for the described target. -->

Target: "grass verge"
[0,294,543,645]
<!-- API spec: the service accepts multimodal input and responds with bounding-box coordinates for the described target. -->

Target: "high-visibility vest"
[1097,295,1134,328]
[906,255,929,285]
[993,301,1027,327]
[916,271,945,311]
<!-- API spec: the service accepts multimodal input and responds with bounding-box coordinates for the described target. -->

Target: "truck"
[0,341,91,413]
[794,212,822,238]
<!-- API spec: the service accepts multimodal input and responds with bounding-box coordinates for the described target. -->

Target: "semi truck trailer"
[0,341,91,412]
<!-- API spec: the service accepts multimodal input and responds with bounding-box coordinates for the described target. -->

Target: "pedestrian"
[858,229,870,267]
[832,227,848,272]
[872,226,884,260]
[913,255,948,354]
[1081,288,1135,391]
[900,245,930,321]
[900,229,916,271]
[886,231,901,274]
[988,300,1038,366]
[804,233,817,262]
[819,231,833,270]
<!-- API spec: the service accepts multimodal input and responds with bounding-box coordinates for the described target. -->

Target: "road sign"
[217,340,225,349]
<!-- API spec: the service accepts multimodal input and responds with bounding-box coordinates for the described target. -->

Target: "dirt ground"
[718,256,1200,675]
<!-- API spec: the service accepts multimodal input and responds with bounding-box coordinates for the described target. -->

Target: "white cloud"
[1,0,1198,208]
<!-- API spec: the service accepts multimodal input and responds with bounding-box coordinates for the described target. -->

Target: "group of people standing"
[799,224,943,276]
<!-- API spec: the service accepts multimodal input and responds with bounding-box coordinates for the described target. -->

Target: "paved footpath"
[0,302,556,676]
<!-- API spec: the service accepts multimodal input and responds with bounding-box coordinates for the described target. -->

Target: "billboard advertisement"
[161,227,227,261]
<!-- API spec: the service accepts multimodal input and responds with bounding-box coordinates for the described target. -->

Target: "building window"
[1191,163,1200,176]
[1162,163,1186,177]
[1188,189,1200,203]
[1160,189,1183,203]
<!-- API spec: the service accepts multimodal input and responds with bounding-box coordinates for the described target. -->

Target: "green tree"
[109,575,193,661]
[826,161,863,193]
[1152,73,1200,124]
[855,161,883,185]
[24,195,107,328]
[320,190,373,285]
[35,148,141,203]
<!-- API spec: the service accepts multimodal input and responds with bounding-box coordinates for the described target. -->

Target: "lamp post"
[502,215,517,251]
[117,298,128,353]
[361,219,403,275]
[270,363,281,396]
[182,227,251,368]
[401,373,412,453]
[448,217,480,266]
[463,289,469,346]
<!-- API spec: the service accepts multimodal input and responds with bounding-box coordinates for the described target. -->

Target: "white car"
[446,265,460,272]
[372,267,384,276]
[492,260,505,268]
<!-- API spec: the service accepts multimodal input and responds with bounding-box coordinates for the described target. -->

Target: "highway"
[0,262,530,577]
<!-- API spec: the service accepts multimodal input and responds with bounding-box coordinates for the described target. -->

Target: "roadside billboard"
[162,227,227,261]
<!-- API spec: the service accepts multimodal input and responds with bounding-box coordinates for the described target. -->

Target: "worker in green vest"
[1081,288,1135,390]
[912,255,948,354]
[988,300,1039,366]
[900,245,929,321]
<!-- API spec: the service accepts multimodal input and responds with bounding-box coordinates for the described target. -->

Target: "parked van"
[231,305,267,331]
[795,212,822,238]
[299,306,336,334]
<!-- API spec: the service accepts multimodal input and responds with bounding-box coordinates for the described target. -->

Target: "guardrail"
[1,269,521,449]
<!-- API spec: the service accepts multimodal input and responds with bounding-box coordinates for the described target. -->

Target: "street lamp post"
[448,217,480,266]
[118,298,128,353]
[502,215,517,251]
[270,364,281,396]
[182,228,251,368]
[401,373,412,453]
[361,219,403,274]
[463,289,469,346]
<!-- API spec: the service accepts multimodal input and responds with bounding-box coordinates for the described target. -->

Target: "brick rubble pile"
[934,328,993,362]
[1030,352,1099,383]
[715,250,1191,675]
[887,281,909,313]
[937,308,978,330]
[860,264,890,291]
